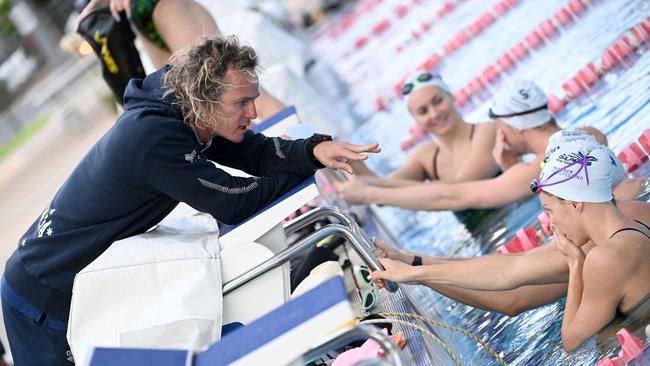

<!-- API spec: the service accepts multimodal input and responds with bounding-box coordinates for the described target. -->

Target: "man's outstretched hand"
[313,141,381,174]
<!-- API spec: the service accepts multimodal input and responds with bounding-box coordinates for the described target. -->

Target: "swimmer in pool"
[336,72,500,189]
[336,79,643,210]
[371,141,650,351]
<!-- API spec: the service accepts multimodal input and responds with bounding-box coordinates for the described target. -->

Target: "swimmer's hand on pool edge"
[373,240,415,264]
[370,258,421,289]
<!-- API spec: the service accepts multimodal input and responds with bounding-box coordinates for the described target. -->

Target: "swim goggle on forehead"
[530,152,593,194]
[402,72,445,96]
[488,103,548,119]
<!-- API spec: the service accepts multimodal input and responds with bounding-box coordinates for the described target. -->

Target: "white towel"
[68,214,222,361]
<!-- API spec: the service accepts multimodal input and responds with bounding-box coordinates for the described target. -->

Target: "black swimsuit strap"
[431,146,440,181]
[634,220,650,232]
[431,125,474,181]
[609,221,650,240]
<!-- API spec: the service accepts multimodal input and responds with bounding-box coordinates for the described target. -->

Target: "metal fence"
[0,54,107,147]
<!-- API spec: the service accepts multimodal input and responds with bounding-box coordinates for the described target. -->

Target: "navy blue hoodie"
[3,67,319,322]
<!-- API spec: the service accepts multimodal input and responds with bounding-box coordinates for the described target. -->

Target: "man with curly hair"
[0,35,379,365]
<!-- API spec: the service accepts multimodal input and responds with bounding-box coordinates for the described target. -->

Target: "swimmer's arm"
[613,176,645,201]
[454,122,500,182]
[350,160,378,177]
[561,250,620,351]
[526,240,596,256]
[578,126,608,145]
[384,142,431,182]
[355,142,431,187]
[374,240,473,264]
[410,250,569,291]
[432,283,567,316]
[361,175,423,188]
[365,160,539,211]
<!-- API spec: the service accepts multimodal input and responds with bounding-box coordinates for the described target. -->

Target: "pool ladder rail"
[224,205,399,296]
[224,205,455,364]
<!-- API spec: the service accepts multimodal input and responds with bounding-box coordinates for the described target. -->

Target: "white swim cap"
[489,79,551,130]
[545,129,625,187]
[402,71,450,103]
[534,141,614,203]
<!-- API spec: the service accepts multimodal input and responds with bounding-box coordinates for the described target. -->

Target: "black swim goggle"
[488,103,548,119]
[402,72,443,96]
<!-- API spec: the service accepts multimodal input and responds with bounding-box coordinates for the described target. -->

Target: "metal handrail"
[282,205,399,292]
[283,206,370,247]
[223,223,398,295]
[301,324,407,366]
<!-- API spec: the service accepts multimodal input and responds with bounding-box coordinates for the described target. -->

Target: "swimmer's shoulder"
[410,139,438,156]
[584,244,625,275]
[472,120,497,145]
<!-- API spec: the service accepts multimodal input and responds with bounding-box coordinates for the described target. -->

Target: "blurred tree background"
[0,0,76,112]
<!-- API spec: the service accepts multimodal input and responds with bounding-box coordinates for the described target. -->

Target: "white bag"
[67,215,223,361]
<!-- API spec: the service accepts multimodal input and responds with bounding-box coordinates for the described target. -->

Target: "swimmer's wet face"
[407,85,461,136]
[540,192,589,246]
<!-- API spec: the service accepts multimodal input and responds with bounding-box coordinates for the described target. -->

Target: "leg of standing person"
[2,299,73,366]
[137,32,172,69]
[151,0,286,119]
[152,0,218,51]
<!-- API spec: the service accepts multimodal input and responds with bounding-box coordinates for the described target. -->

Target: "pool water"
[308,0,650,364]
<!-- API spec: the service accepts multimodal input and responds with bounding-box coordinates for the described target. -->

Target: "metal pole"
[223,224,399,295]
[283,205,373,249]
[282,206,399,292]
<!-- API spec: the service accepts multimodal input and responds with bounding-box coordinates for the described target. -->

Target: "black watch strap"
[411,255,423,266]
[307,133,333,168]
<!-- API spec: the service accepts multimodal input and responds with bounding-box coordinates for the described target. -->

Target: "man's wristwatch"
[307,133,333,168]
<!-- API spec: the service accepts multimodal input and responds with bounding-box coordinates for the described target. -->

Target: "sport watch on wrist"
[411,255,423,266]
[307,133,333,168]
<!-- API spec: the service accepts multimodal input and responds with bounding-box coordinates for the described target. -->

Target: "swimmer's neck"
[436,120,473,151]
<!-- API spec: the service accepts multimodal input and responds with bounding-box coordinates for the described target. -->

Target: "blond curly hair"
[162,35,259,131]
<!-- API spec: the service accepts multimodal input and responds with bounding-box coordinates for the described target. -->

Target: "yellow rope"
[360,318,462,366]
[375,312,508,366]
